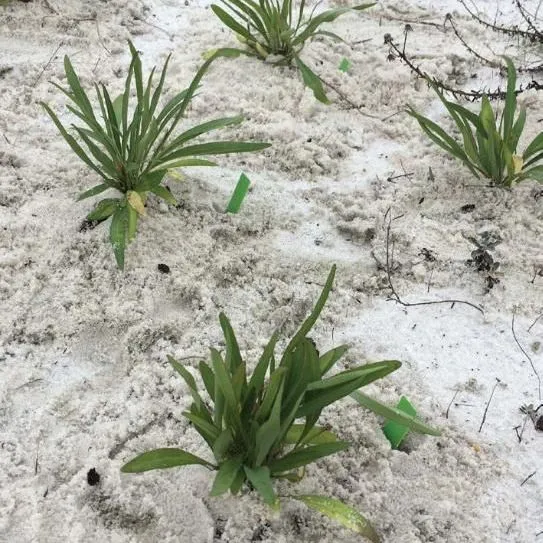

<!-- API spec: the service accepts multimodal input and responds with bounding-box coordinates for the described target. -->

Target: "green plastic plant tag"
[382,396,416,449]
[226,173,250,213]
[338,58,351,73]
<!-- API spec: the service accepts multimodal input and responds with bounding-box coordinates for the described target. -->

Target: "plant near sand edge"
[121,265,439,542]
[210,0,374,103]
[41,42,270,269]
[407,56,543,187]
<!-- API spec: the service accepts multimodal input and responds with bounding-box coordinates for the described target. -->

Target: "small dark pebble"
[460,204,476,213]
[87,468,100,486]
[158,263,170,274]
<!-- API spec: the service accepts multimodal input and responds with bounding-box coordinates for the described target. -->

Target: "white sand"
[1,0,542,541]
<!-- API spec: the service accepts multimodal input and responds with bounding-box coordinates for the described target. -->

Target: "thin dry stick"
[383,210,484,315]
[478,378,500,433]
[320,78,382,119]
[516,0,543,41]
[32,41,63,88]
[445,14,501,68]
[528,312,543,332]
[386,30,543,99]
[520,470,536,486]
[459,0,539,41]
[512,313,542,401]
[445,389,460,419]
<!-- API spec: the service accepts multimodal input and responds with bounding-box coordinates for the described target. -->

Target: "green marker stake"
[226,173,250,213]
[382,396,417,449]
[338,58,351,73]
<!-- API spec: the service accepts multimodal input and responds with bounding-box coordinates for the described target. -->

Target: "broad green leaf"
[210,456,244,496]
[212,428,234,461]
[256,367,286,422]
[523,131,543,160]
[294,56,330,104]
[523,165,543,182]
[244,465,277,506]
[350,391,440,435]
[284,424,338,445]
[269,441,349,474]
[319,345,348,376]
[121,448,215,472]
[184,411,221,447]
[150,185,177,205]
[86,198,120,221]
[291,495,380,542]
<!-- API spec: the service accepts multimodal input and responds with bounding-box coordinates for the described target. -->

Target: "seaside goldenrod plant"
[121,265,439,542]
[42,42,270,269]
[407,57,543,187]
[210,0,374,103]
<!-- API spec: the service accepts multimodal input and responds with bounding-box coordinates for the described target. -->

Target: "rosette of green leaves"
[41,42,270,269]
[210,0,374,103]
[121,265,439,542]
[407,57,543,187]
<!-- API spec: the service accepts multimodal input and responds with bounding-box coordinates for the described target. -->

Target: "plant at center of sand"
[41,42,270,269]
[121,265,439,542]
[407,57,543,187]
[210,0,374,102]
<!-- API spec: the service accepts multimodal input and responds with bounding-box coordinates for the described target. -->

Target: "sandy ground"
[1,0,542,541]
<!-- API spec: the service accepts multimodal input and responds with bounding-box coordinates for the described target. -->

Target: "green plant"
[41,42,270,269]
[121,265,439,541]
[210,0,374,103]
[407,57,543,187]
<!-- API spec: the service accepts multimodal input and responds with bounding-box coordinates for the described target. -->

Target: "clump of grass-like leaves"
[210,0,374,103]
[407,57,543,187]
[41,42,270,269]
[121,265,439,542]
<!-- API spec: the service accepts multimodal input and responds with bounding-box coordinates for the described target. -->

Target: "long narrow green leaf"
[168,355,205,411]
[269,441,349,474]
[284,424,338,445]
[78,183,113,200]
[281,265,335,363]
[502,56,517,145]
[219,313,244,374]
[350,391,441,435]
[212,4,257,43]
[210,456,244,496]
[156,141,270,165]
[109,204,128,269]
[319,345,348,376]
[121,448,216,472]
